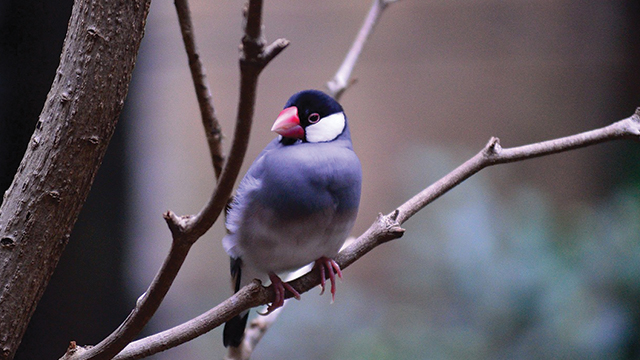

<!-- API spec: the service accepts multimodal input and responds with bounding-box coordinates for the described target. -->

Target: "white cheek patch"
[305,112,346,143]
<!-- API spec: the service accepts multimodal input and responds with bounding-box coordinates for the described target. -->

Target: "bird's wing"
[222,138,281,256]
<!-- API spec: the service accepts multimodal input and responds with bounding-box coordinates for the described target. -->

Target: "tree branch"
[182,0,288,241]
[394,110,640,225]
[60,1,289,359]
[174,0,225,178]
[105,110,640,359]
[326,0,398,100]
[109,281,268,360]
[0,0,152,359]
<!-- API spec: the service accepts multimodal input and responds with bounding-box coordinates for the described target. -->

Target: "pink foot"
[315,257,343,302]
[262,272,301,315]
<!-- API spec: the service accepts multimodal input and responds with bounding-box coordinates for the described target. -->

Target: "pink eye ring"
[308,113,320,123]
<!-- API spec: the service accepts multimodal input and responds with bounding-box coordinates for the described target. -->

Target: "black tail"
[223,257,247,347]
[223,312,249,347]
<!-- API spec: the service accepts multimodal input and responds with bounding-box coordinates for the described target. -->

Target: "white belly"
[236,205,356,274]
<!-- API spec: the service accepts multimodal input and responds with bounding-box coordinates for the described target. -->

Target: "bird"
[222,89,362,348]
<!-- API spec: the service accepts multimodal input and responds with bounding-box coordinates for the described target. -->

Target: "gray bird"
[222,90,362,348]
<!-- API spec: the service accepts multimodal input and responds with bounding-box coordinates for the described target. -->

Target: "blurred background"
[2,0,640,359]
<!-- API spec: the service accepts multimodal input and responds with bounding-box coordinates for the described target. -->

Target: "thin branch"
[60,1,289,359]
[61,241,193,360]
[175,0,225,178]
[262,38,291,64]
[105,110,640,360]
[395,111,640,224]
[243,0,263,42]
[326,0,398,100]
[110,281,268,360]
[182,1,289,241]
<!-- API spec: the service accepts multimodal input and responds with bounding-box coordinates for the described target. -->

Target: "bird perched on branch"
[222,90,362,348]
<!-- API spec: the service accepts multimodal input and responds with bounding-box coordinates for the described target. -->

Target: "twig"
[394,110,640,224]
[181,0,289,241]
[105,110,640,360]
[60,240,193,360]
[174,0,225,178]
[60,1,288,359]
[326,0,398,100]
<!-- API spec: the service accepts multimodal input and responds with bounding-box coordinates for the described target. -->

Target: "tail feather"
[223,312,249,347]
[230,256,243,292]
[224,256,248,348]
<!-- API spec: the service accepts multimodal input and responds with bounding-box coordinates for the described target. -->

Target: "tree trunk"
[0,0,151,359]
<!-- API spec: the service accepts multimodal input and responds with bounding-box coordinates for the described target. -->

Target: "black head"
[271,90,348,144]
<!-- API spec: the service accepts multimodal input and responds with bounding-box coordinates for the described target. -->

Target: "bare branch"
[175,0,225,178]
[394,111,640,224]
[104,111,640,359]
[61,239,193,360]
[60,1,289,359]
[182,0,289,241]
[262,38,291,65]
[326,0,398,100]
[109,281,268,360]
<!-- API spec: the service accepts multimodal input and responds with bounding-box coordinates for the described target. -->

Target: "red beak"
[271,106,304,139]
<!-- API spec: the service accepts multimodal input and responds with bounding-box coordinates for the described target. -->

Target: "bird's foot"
[261,272,301,315]
[315,256,343,302]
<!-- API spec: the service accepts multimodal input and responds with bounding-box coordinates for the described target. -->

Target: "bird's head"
[271,90,348,144]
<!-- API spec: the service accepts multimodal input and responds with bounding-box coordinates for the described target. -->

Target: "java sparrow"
[222,90,362,347]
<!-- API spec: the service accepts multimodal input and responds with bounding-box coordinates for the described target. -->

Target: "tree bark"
[0,0,151,359]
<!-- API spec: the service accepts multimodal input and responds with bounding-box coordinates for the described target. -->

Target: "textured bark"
[0,0,151,359]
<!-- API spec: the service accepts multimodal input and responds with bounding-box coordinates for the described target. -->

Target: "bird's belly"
[238,208,356,274]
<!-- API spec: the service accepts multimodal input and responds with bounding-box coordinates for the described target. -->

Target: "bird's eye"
[308,113,320,124]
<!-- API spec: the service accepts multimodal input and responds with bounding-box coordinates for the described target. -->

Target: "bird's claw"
[315,257,342,302]
[259,272,301,315]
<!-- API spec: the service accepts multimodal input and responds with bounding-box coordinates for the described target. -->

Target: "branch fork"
[240,2,289,72]
[240,36,290,74]
[623,107,640,138]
